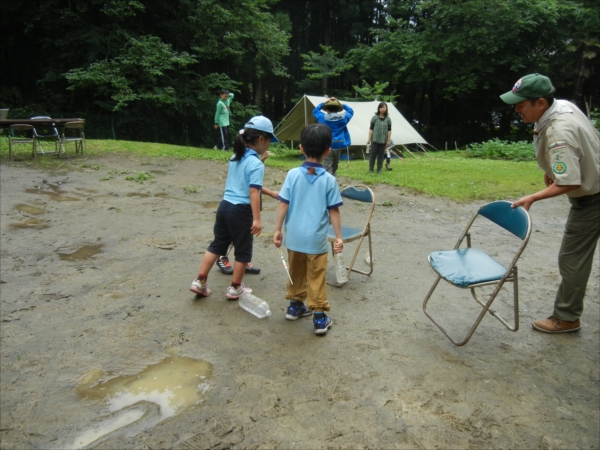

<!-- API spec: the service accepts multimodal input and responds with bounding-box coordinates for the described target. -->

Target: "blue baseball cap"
[244,116,279,142]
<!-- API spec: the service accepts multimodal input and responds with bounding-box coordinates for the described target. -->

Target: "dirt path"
[1,156,598,449]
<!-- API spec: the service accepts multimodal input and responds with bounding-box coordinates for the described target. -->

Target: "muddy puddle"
[68,356,212,449]
[57,244,104,261]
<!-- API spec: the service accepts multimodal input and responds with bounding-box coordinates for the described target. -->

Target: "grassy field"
[0,138,543,202]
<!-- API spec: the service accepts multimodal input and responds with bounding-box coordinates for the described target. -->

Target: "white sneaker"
[226,283,249,300]
[189,279,211,297]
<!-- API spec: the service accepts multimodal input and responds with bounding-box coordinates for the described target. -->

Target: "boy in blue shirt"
[273,124,344,335]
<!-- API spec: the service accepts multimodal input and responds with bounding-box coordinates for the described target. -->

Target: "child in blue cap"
[190,116,278,300]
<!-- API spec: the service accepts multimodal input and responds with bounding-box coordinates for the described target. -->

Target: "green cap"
[323,99,343,112]
[500,73,555,104]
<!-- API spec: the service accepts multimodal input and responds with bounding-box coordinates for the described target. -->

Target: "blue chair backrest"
[341,186,373,203]
[478,200,530,240]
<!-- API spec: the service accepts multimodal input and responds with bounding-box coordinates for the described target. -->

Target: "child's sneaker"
[216,256,233,275]
[245,263,261,274]
[189,279,211,297]
[226,283,249,300]
[313,313,332,335]
[285,301,312,321]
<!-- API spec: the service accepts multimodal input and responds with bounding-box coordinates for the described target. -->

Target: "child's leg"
[199,251,219,277]
[305,253,330,312]
[285,250,311,320]
[286,250,308,300]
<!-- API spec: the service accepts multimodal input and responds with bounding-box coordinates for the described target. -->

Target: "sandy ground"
[0,155,598,450]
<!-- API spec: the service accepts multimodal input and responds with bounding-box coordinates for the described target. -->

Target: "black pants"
[369,142,386,173]
[215,126,230,150]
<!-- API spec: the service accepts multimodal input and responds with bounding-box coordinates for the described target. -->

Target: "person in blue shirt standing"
[190,116,278,300]
[313,97,354,176]
[273,124,344,335]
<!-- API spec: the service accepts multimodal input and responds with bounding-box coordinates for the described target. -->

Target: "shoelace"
[220,258,231,268]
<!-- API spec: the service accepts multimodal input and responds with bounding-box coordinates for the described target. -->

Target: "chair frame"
[422,201,532,346]
[61,120,86,156]
[8,124,37,161]
[30,116,63,156]
[327,185,375,287]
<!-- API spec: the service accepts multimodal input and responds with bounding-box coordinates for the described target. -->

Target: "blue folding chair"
[422,201,532,346]
[327,185,375,286]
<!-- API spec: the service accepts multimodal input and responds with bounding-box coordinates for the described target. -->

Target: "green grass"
[0,138,543,202]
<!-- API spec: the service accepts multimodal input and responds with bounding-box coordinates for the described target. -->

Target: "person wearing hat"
[313,97,354,176]
[190,116,279,301]
[501,73,600,334]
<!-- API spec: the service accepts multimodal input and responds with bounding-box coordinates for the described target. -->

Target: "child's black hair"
[232,128,270,161]
[300,124,332,159]
[375,102,388,117]
[220,89,230,95]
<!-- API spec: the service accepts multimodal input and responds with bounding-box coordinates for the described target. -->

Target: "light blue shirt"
[278,162,343,254]
[223,148,264,205]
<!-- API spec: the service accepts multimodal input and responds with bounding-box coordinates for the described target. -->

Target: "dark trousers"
[369,142,386,173]
[553,192,600,321]
[215,126,230,150]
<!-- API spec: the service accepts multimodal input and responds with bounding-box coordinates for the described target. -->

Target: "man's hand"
[511,195,535,211]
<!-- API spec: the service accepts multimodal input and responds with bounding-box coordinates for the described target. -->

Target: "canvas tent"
[274,95,428,149]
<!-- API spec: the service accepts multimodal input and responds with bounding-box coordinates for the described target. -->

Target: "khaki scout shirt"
[534,100,600,198]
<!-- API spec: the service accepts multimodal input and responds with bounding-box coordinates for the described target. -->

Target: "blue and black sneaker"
[313,312,332,335]
[285,301,312,321]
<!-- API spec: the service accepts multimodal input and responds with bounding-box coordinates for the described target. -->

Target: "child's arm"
[250,187,262,236]
[262,187,279,200]
[273,202,289,248]
[329,208,343,253]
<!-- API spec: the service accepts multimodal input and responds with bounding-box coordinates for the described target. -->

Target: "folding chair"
[327,185,375,286]
[8,124,37,161]
[30,116,62,156]
[422,200,532,346]
[61,120,86,156]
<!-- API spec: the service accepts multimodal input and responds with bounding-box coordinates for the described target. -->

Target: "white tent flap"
[275,95,427,147]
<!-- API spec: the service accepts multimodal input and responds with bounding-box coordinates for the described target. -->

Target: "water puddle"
[202,201,221,209]
[57,244,104,261]
[125,193,150,198]
[25,184,80,202]
[69,356,212,449]
[14,204,48,215]
[9,218,49,229]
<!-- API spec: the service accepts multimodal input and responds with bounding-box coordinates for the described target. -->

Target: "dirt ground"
[1,154,598,450]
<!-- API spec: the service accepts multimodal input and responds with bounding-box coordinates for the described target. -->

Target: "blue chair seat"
[429,248,507,288]
[328,224,363,241]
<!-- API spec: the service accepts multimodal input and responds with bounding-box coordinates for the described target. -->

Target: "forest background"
[1,0,598,150]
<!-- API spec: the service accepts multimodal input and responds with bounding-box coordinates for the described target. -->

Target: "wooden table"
[0,118,84,127]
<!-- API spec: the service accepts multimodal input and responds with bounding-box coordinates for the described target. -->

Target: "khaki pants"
[554,192,600,321]
[286,250,330,312]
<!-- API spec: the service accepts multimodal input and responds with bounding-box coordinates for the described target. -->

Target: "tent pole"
[402,144,417,158]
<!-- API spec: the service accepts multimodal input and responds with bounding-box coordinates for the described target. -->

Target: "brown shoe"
[532,316,581,333]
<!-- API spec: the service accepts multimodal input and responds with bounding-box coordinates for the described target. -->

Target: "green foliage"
[125,171,154,183]
[302,45,353,80]
[65,36,196,111]
[590,108,600,134]
[466,139,535,162]
[353,80,397,103]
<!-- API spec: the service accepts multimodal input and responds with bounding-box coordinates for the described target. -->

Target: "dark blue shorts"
[207,200,253,262]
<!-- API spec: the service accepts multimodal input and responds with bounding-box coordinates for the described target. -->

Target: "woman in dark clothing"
[366,102,392,174]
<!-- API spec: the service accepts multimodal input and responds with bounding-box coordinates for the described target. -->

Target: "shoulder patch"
[548,140,567,151]
[552,161,567,174]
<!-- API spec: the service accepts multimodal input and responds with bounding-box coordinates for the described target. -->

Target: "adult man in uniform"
[500,73,600,333]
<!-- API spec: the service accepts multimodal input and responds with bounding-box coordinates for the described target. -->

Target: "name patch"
[548,140,567,151]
